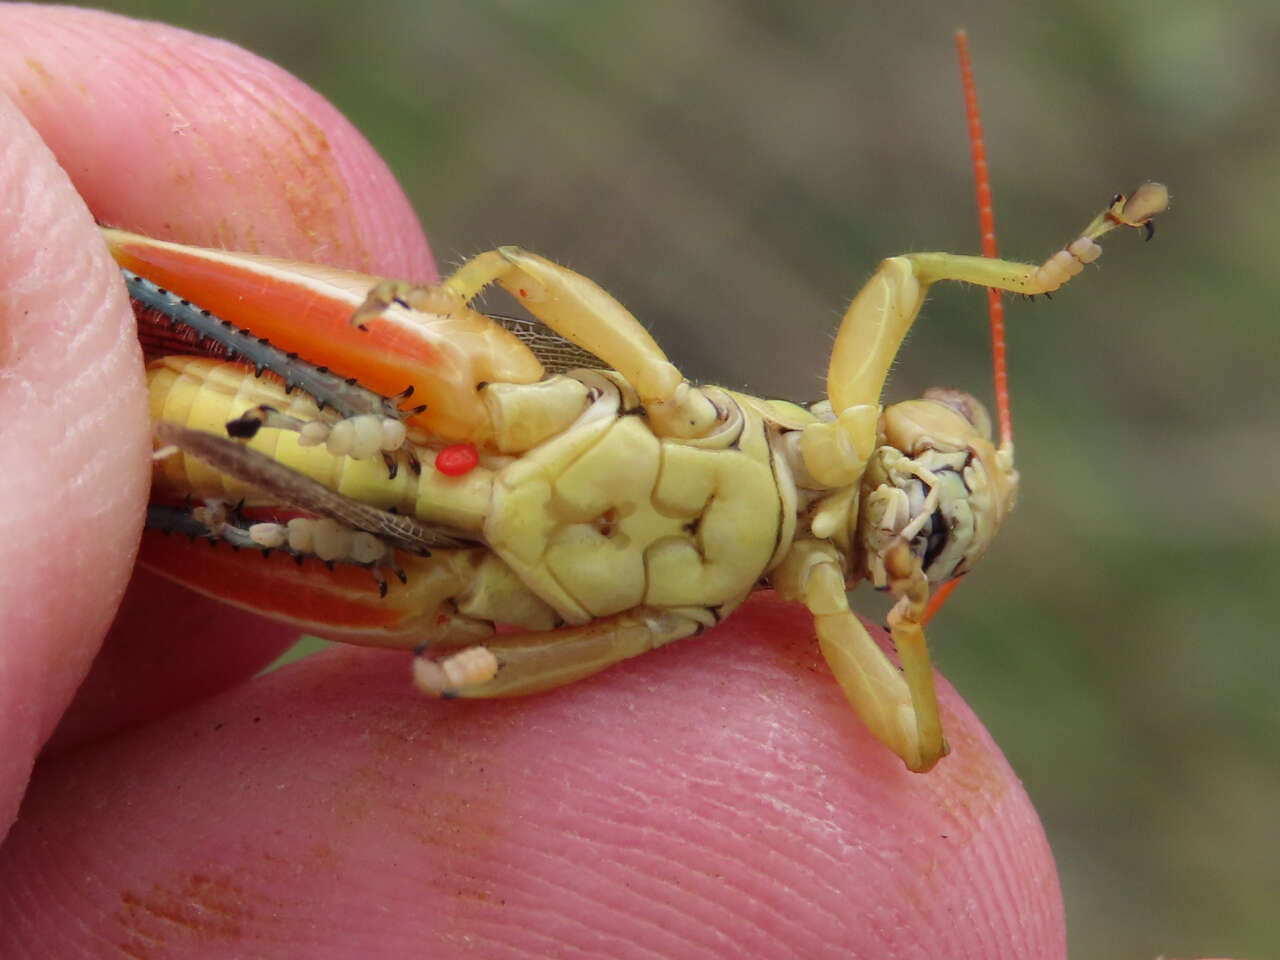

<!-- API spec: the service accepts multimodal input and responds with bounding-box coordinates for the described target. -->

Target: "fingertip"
[0,5,442,767]
[2,595,1064,958]
[0,5,435,279]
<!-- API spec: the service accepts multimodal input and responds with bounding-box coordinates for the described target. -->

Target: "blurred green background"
[86,0,1279,955]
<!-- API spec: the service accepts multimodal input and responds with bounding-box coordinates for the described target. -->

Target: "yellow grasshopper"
[112,39,1166,772]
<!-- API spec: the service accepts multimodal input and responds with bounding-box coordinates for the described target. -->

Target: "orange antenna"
[922,577,962,625]
[923,30,1006,628]
[955,29,1012,450]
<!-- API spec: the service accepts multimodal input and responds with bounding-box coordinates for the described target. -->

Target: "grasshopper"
[112,38,1165,772]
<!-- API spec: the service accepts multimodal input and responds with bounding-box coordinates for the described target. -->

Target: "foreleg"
[774,541,945,772]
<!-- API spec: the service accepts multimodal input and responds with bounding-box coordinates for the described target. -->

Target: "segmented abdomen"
[148,357,494,535]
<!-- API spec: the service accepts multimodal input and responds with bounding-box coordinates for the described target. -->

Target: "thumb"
[0,94,149,835]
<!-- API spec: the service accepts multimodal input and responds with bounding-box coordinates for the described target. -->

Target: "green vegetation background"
[84,1,1280,956]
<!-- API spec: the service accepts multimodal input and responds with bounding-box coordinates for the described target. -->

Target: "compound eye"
[921,387,992,440]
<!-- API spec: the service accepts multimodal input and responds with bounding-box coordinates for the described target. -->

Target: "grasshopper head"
[857,388,1018,587]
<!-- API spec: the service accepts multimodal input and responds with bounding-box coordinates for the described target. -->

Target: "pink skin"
[0,7,1065,957]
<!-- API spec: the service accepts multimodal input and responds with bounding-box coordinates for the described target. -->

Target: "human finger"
[0,594,1064,958]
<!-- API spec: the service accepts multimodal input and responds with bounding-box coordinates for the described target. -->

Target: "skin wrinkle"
[28,829,103,954]
[219,72,349,253]
[463,686,890,957]
[423,851,576,950]
[964,843,1021,958]
[82,20,283,183]
[0,106,146,778]
[686,742,993,952]
[117,874,256,945]
[617,837,820,951]
[9,15,370,269]
[391,689,823,951]
[482,864,683,960]
[528,792,794,951]
[114,847,308,951]
[627,767,859,912]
